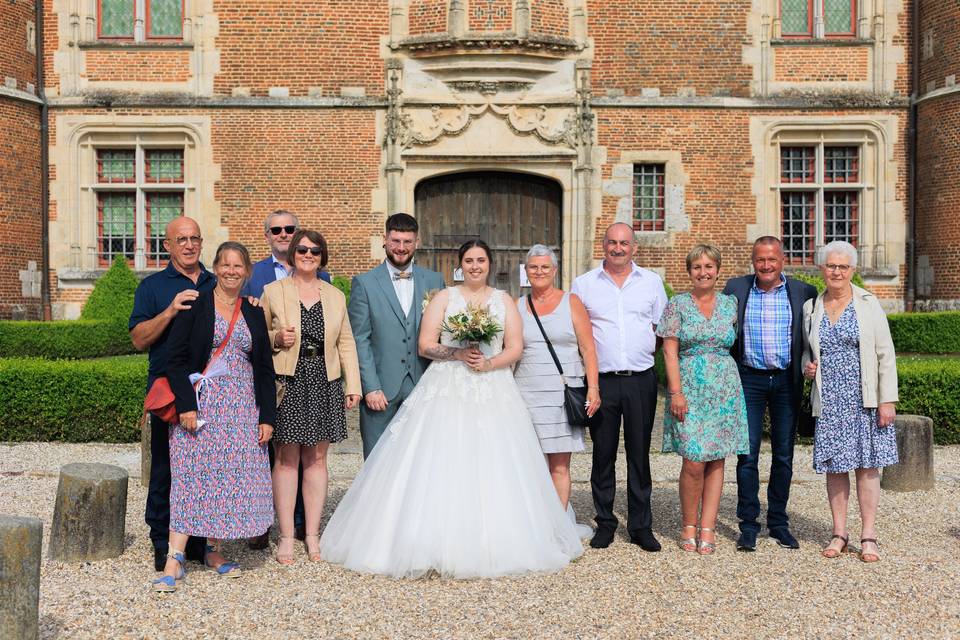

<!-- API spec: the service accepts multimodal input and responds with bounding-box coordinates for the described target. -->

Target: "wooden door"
[415,172,562,297]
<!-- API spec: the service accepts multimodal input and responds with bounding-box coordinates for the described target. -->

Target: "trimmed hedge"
[897,356,960,445]
[887,312,960,354]
[0,319,136,359]
[0,355,147,442]
[789,270,866,293]
[331,275,351,305]
[80,257,139,324]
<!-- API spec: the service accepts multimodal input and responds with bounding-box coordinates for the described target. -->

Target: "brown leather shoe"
[247,526,271,550]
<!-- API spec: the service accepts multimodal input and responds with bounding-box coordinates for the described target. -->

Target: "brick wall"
[919,0,959,92]
[0,99,42,319]
[916,94,960,300]
[587,0,753,98]
[213,1,389,97]
[408,0,448,35]
[469,0,513,32]
[595,108,907,297]
[530,0,568,37]
[773,47,870,83]
[84,49,191,84]
[0,0,37,91]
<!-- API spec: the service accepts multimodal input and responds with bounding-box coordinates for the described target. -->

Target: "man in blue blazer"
[349,213,445,458]
[243,209,330,299]
[723,236,817,551]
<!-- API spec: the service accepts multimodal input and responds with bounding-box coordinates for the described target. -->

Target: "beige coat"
[260,277,361,397]
[802,284,898,417]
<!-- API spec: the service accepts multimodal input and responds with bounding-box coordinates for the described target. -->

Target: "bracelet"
[587,386,599,390]
[669,390,683,395]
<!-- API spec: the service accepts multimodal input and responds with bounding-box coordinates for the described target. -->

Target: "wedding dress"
[320,287,583,578]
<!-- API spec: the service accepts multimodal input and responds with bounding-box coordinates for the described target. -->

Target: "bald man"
[129,217,215,570]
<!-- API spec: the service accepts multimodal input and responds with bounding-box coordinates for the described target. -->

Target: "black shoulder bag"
[526,294,589,427]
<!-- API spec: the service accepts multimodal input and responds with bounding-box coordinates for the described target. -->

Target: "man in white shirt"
[572,222,667,551]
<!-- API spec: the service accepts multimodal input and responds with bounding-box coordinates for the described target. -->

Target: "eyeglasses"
[526,265,555,273]
[295,246,323,256]
[270,225,297,236]
[174,236,203,247]
[824,263,852,273]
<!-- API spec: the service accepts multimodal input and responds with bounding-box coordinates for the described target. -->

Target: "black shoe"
[248,526,271,550]
[770,528,800,549]
[153,546,168,572]
[736,529,758,551]
[294,524,306,542]
[589,527,616,549]
[629,528,661,552]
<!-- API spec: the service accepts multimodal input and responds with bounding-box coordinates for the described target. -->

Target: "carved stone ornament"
[390,104,580,149]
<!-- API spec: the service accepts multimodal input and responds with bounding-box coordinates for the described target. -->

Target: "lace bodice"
[440,287,506,357]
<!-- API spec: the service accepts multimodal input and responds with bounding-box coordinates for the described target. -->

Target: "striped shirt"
[742,274,792,370]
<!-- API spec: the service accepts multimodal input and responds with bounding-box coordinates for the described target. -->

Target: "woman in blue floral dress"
[657,244,748,555]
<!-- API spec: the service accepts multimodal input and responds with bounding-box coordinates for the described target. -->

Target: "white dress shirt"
[385,259,415,316]
[571,263,667,373]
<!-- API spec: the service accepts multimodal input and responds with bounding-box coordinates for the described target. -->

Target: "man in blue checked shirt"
[724,237,816,552]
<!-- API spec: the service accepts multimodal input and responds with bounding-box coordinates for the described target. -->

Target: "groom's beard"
[386,251,414,270]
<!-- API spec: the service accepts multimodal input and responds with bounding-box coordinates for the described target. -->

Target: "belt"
[600,369,650,377]
[740,364,787,375]
[301,344,322,359]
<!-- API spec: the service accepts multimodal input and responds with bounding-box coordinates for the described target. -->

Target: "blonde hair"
[685,243,722,271]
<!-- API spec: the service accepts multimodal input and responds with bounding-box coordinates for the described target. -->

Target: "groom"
[349,213,445,458]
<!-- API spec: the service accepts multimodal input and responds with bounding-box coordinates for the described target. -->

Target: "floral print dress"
[169,312,274,539]
[656,293,749,462]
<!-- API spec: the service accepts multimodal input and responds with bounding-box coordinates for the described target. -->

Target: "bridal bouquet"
[442,303,502,346]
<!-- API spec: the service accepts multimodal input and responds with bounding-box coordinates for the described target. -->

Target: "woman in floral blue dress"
[657,244,748,555]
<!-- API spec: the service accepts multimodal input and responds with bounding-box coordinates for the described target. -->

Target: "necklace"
[214,287,238,305]
[462,285,490,306]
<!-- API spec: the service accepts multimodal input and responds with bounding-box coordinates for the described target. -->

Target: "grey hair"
[263,209,300,233]
[817,241,858,268]
[525,244,558,268]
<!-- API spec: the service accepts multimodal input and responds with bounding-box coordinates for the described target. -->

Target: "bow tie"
[392,271,412,280]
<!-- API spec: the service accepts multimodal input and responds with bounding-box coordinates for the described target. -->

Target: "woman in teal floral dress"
[657,244,748,555]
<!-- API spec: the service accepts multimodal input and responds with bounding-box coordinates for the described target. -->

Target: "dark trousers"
[359,374,416,459]
[589,369,658,533]
[267,443,305,528]
[735,367,798,534]
[145,413,206,556]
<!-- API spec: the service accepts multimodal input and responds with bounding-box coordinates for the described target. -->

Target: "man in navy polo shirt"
[129,216,215,570]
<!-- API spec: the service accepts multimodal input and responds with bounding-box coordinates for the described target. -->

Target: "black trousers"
[589,369,658,533]
[145,413,206,556]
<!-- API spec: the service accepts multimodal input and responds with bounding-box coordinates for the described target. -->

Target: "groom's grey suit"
[349,261,445,458]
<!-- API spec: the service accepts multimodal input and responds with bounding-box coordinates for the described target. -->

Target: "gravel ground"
[2,419,959,639]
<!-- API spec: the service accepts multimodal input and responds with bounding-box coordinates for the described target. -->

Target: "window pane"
[824,191,859,245]
[781,191,816,264]
[824,0,853,34]
[100,0,134,38]
[97,149,136,183]
[780,0,810,35]
[824,146,859,183]
[145,149,184,182]
[146,192,184,267]
[632,164,665,232]
[780,146,816,183]
[148,0,183,38]
[98,192,136,264]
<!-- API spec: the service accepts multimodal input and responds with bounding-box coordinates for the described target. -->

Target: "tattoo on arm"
[423,345,457,361]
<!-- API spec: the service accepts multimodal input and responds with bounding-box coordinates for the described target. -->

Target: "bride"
[320,240,583,578]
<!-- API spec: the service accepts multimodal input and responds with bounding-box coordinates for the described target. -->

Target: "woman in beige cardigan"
[802,241,898,563]
[261,229,361,565]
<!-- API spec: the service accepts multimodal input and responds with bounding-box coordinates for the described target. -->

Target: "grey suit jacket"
[348,262,445,400]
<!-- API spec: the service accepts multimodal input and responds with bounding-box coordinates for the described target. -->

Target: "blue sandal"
[204,543,242,578]
[151,549,186,593]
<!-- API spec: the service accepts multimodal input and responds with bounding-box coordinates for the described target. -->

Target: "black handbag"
[526,294,589,427]
[797,389,816,438]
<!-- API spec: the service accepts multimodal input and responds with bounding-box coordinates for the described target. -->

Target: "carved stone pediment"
[393,32,581,56]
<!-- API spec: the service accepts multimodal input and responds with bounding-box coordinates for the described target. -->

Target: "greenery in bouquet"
[441,303,502,345]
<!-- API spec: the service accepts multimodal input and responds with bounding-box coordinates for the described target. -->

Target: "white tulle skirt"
[320,360,584,579]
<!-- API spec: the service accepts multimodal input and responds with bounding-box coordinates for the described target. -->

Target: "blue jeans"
[735,367,797,534]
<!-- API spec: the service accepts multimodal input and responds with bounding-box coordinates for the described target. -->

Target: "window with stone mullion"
[780,0,854,37]
[98,0,182,41]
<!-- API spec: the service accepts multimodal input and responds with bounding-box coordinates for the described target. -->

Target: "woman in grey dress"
[515,245,600,509]
[803,241,899,563]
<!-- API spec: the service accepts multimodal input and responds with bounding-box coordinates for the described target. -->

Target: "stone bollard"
[0,515,42,640]
[48,463,128,562]
[881,414,935,492]
[140,411,151,487]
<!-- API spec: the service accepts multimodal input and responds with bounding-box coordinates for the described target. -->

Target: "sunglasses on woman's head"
[295,246,323,256]
[270,225,297,235]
